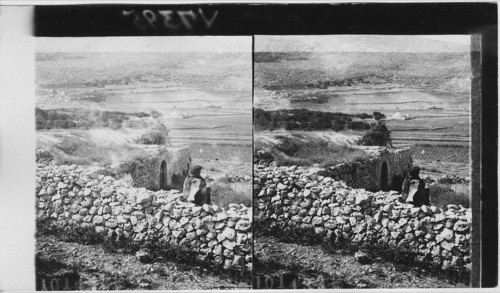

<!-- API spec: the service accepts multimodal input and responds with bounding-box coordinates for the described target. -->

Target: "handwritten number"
[159,10,181,30]
[254,274,261,289]
[264,275,274,288]
[177,10,197,30]
[41,278,49,291]
[124,9,218,31]
[278,274,285,289]
[142,10,158,30]
[62,277,72,290]
[199,8,218,29]
[50,278,60,291]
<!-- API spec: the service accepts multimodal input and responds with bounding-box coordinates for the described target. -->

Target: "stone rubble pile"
[36,163,253,270]
[422,174,470,184]
[254,164,472,271]
[217,174,253,183]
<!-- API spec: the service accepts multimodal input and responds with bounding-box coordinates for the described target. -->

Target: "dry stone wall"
[254,164,472,272]
[36,163,253,270]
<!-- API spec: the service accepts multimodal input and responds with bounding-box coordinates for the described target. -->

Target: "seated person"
[401,166,430,207]
[183,165,211,206]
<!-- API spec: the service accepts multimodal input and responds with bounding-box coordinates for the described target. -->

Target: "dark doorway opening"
[380,161,389,191]
[160,160,167,190]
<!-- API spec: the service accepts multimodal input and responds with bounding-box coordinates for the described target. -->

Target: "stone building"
[106,145,191,191]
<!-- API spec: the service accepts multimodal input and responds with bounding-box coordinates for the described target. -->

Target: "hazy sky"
[255,35,471,53]
[37,36,252,53]
[418,35,470,44]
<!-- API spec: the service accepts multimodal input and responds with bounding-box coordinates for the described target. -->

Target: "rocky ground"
[254,236,469,289]
[36,234,251,290]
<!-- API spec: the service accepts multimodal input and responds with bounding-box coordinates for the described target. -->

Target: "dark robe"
[401,175,430,207]
[183,174,211,206]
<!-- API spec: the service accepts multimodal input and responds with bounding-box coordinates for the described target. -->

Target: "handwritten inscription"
[253,273,298,289]
[123,9,219,32]
[37,276,79,291]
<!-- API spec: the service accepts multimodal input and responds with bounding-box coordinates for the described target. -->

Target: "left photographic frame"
[34,36,253,290]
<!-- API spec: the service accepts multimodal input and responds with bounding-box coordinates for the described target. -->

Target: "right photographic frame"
[253,34,480,289]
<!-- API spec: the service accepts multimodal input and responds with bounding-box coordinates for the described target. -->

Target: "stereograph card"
[0,1,497,292]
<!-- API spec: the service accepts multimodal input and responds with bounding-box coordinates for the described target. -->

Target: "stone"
[101,188,113,198]
[453,220,470,233]
[105,219,118,228]
[312,217,323,226]
[47,187,57,195]
[136,248,152,263]
[410,207,420,217]
[434,213,446,222]
[381,217,390,227]
[222,240,235,250]
[382,204,393,213]
[355,194,371,205]
[440,228,454,241]
[57,182,68,189]
[222,227,236,240]
[354,251,371,264]
[79,208,89,216]
[235,220,251,232]
[81,198,93,208]
[440,241,454,251]
[450,256,464,268]
[103,206,111,214]
[136,193,151,204]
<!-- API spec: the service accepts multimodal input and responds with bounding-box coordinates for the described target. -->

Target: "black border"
[34,2,498,287]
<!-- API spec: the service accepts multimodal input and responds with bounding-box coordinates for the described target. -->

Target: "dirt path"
[254,236,468,289]
[36,235,250,290]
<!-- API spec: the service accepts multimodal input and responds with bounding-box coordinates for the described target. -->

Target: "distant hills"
[254,36,471,94]
[36,52,251,92]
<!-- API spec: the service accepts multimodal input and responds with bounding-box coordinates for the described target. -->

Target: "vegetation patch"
[47,135,148,166]
[211,181,252,209]
[428,183,470,209]
[36,107,153,130]
[255,134,370,167]
[254,108,374,131]
[136,121,171,145]
[357,121,393,147]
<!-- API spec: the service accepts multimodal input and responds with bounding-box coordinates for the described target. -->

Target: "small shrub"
[357,121,393,147]
[150,110,162,119]
[372,111,386,120]
[136,121,170,145]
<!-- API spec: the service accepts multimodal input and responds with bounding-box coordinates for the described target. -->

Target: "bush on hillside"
[357,121,393,147]
[136,121,170,145]
[372,111,386,120]
[150,110,163,119]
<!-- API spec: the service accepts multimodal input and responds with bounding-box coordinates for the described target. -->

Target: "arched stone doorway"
[159,160,167,190]
[380,161,389,191]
